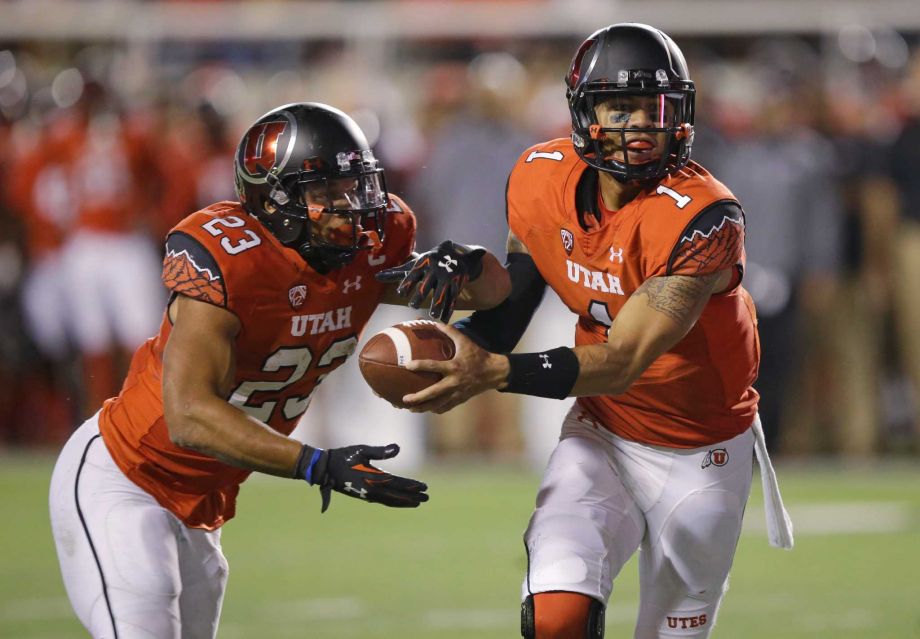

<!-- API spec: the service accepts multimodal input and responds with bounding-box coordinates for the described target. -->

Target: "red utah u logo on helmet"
[242,121,288,176]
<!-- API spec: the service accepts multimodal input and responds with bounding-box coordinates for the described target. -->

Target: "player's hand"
[401,323,509,414]
[375,240,486,322]
[303,444,429,513]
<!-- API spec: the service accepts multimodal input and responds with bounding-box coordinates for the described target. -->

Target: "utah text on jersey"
[291,307,353,336]
[566,259,625,295]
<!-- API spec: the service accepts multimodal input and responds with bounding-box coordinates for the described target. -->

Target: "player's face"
[593,94,675,165]
[302,175,386,249]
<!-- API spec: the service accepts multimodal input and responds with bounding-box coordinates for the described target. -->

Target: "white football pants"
[522,406,755,638]
[49,414,228,639]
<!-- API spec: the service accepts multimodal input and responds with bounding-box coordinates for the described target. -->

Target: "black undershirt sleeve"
[452,252,546,353]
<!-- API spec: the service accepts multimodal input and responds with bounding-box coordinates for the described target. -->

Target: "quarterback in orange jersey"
[392,25,793,639]
[48,102,509,638]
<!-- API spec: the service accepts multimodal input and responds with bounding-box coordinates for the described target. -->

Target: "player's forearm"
[456,252,511,309]
[496,274,716,400]
[489,341,639,399]
[568,341,644,396]
[164,393,302,478]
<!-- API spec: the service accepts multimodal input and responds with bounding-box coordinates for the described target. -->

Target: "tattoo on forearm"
[635,274,720,325]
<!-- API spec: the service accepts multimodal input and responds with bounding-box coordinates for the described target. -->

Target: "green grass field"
[2,454,919,638]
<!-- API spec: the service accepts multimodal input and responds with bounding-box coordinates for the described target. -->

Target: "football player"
[385,24,793,639]
[48,102,509,638]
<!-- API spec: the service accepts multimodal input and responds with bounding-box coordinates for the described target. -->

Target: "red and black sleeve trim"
[162,232,227,307]
[666,200,745,278]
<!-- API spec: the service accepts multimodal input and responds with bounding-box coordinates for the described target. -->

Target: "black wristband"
[499,347,580,399]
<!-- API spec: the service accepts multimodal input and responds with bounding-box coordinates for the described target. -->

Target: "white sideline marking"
[799,608,876,632]
[743,501,914,536]
[260,597,364,621]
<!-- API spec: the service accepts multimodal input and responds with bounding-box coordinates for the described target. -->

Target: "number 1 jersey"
[99,199,416,529]
[508,139,759,448]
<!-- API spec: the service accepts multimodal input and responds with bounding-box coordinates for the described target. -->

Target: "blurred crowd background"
[1,0,919,465]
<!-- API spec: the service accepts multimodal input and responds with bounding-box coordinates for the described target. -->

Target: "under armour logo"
[343,482,368,499]
[342,276,362,293]
[539,354,552,369]
[438,255,458,273]
[609,247,624,263]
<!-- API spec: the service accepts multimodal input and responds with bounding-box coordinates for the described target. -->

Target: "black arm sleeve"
[452,252,546,353]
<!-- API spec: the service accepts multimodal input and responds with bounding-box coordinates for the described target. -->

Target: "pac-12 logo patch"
[560,229,574,255]
[289,285,308,309]
[701,448,728,469]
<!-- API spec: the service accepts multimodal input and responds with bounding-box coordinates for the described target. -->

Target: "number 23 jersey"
[99,198,416,529]
[507,139,760,448]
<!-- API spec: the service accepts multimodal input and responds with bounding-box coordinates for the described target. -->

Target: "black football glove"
[375,240,486,322]
[294,443,429,513]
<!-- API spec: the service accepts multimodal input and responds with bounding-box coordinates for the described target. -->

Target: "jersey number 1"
[656,185,692,209]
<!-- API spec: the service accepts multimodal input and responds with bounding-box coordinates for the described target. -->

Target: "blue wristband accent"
[304,448,324,484]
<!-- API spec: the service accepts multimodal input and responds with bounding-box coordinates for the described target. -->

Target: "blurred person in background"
[887,47,920,450]
[410,52,534,256]
[6,104,88,441]
[0,112,35,444]
[693,58,844,454]
[48,102,508,638]
[391,24,792,639]
[818,79,900,455]
[61,101,166,413]
[408,52,536,460]
[10,83,167,419]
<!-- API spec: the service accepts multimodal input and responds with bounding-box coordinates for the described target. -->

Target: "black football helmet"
[234,102,389,271]
[566,23,695,183]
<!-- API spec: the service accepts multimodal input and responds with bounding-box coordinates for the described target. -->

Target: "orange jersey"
[99,198,416,529]
[507,139,759,448]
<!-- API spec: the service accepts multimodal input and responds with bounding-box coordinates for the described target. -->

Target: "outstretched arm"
[162,293,302,476]
[400,268,731,413]
[377,241,511,321]
[162,294,428,511]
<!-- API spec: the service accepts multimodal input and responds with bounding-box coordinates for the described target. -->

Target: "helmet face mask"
[297,171,387,254]
[566,24,696,183]
[234,103,390,270]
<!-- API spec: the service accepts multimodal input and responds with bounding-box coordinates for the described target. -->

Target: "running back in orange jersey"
[99,196,416,528]
[507,138,759,448]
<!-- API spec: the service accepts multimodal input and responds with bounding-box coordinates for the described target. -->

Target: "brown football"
[358,320,456,405]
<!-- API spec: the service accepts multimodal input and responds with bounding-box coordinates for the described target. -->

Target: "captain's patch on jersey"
[162,232,226,306]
